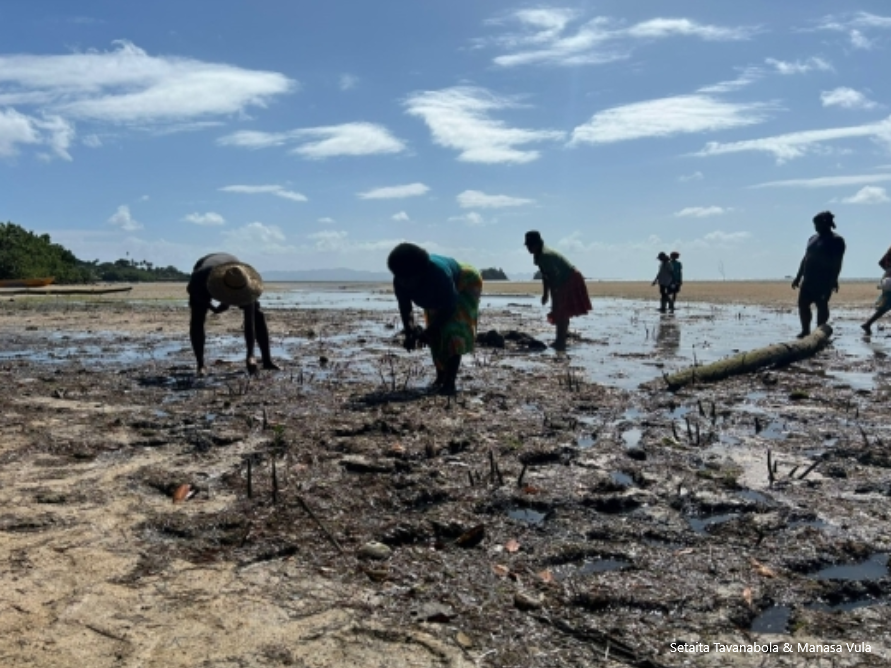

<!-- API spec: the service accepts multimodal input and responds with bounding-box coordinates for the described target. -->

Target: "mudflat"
[1,285,889,667]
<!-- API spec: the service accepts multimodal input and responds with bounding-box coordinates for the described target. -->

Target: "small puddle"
[750,605,791,634]
[808,597,885,612]
[829,371,876,392]
[746,391,767,401]
[719,434,741,446]
[738,489,772,505]
[622,428,642,448]
[578,558,630,575]
[759,421,787,440]
[668,406,691,419]
[508,508,547,525]
[687,513,738,534]
[610,471,635,488]
[811,553,888,581]
[789,518,829,530]
[577,434,597,448]
[623,408,642,420]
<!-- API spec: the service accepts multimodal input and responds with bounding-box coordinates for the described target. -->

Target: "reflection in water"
[655,318,680,355]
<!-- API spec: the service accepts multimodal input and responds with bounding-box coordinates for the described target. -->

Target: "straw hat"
[207,262,263,306]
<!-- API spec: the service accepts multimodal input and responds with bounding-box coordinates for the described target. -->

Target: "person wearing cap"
[652,252,675,313]
[187,252,280,376]
[524,231,592,350]
[861,245,891,335]
[669,251,683,304]
[791,211,846,338]
[387,243,482,395]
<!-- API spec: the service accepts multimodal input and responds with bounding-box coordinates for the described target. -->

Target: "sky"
[1,1,889,280]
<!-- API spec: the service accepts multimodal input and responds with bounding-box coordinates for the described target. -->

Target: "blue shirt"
[394,254,460,313]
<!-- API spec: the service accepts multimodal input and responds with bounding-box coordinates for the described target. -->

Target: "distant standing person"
[652,252,675,313]
[669,251,683,306]
[861,246,891,335]
[524,231,592,350]
[187,253,280,376]
[388,243,482,395]
[791,211,846,338]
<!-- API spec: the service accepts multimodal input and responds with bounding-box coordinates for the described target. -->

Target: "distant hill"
[264,268,392,282]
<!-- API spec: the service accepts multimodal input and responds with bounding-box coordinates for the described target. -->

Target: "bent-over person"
[791,211,846,338]
[388,243,482,395]
[861,245,891,336]
[524,230,592,350]
[187,253,280,376]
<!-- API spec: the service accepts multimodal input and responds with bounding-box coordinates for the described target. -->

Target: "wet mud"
[1,290,890,667]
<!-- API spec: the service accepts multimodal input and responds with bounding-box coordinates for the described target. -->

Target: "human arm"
[541,276,550,306]
[242,304,258,373]
[792,257,805,289]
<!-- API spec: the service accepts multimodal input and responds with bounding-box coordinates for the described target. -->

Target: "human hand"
[403,333,418,352]
[791,278,800,290]
[211,303,230,315]
[541,294,549,306]
[834,283,839,293]
[651,281,656,287]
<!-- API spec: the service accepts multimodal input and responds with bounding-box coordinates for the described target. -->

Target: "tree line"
[0,222,189,283]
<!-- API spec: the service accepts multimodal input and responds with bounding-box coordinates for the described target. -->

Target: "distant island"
[0,222,189,283]
[480,267,509,281]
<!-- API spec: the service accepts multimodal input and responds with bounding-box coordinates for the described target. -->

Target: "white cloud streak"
[457,190,534,208]
[751,174,891,189]
[392,211,410,222]
[571,94,771,145]
[339,74,359,91]
[218,122,405,159]
[840,186,890,204]
[674,206,731,218]
[678,171,704,182]
[182,211,225,226]
[222,222,292,254]
[219,184,308,202]
[697,115,891,162]
[484,11,755,68]
[765,57,832,75]
[317,217,335,224]
[358,183,429,199]
[107,205,142,231]
[448,212,488,226]
[821,87,877,110]
[404,86,564,164]
[815,12,891,49]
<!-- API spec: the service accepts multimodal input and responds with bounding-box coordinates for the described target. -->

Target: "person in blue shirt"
[388,243,482,395]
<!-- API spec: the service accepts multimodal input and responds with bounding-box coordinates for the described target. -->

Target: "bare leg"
[254,303,280,370]
[815,297,830,327]
[797,292,812,338]
[440,355,461,395]
[242,304,258,373]
[554,320,569,350]
[189,306,207,375]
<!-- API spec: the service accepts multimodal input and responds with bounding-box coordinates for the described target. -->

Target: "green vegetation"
[0,222,189,283]
[480,267,509,281]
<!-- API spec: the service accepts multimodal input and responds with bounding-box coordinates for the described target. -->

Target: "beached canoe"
[0,277,55,288]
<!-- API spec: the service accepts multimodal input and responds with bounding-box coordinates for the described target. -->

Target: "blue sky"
[1,1,889,280]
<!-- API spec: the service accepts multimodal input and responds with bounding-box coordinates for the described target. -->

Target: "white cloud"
[404,86,564,164]
[571,94,771,145]
[107,205,142,231]
[303,230,402,254]
[448,212,488,226]
[0,108,74,160]
[674,206,731,218]
[765,57,832,75]
[821,87,877,110]
[339,74,359,91]
[751,174,891,189]
[317,217,335,224]
[697,67,763,94]
[0,40,294,127]
[182,211,225,226]
[700,230,750,244]
[82,134,102,148]
[307,230,349,251]
[140,194,150,201]
[483,11,754,68]
[358,182,429,199]
[840,186,890,204]
[457,190,534,208]
[222,222,292,253]
[219,184,308,202]
[697,115,891,162]
[815,12,891,49]
[392,211,410,222]
[218,122,405,159]
[678,171,704,182]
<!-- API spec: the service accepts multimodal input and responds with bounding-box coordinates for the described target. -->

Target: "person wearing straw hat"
[187,253,280,376]
[791,211,846,339]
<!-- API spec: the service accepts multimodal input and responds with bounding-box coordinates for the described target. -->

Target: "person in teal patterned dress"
[388,243,483,395]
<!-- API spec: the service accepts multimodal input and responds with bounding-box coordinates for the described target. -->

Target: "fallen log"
[0,285,133,296]
[662,324,832,391]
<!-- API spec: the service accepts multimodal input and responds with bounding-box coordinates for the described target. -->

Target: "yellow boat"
[0,277,55,288]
